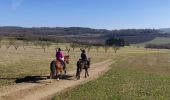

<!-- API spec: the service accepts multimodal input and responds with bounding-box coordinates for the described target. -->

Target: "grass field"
[1,41,170,99]
[0,43,115,87]
[133,37,170,47]
[53,48,170,100]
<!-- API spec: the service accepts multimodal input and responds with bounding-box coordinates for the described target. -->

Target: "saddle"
[79,59,89,69]
[56,60,64,68]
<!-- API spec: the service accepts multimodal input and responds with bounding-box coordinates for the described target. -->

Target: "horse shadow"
[15,75,48,83]
[15,75,74,83]
[0,75,74,84]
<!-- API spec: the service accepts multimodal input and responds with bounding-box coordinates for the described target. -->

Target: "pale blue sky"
[0,0,170,29]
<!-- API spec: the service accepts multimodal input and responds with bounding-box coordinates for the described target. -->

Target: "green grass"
[1,41,170,99]
[53,53,170,100]
[133,37,170,47]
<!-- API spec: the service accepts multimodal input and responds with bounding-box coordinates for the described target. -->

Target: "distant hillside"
[103,29,170,44]
[0,26,170,45]
[0,26,111,37]
[133,37,170,47]
[159,28,170,33]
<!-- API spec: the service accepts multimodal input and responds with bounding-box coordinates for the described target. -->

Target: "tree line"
[145,44,170,49]
[0,36,123,54]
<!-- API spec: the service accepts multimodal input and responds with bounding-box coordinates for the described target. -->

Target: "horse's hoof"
[57,78,60,81]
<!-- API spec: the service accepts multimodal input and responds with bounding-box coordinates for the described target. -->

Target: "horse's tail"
[50,60,56,74]
[76,60,80,77]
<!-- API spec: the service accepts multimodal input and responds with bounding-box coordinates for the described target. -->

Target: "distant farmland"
[133,37,170,47]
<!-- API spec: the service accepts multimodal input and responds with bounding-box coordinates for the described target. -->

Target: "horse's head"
[64,55,70,64]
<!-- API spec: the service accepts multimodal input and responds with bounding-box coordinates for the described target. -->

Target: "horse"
[76,58,91,80]
[50,55,70,80]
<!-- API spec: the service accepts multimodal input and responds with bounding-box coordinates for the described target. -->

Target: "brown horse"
[76,58,91,80]
[50,55,70,80]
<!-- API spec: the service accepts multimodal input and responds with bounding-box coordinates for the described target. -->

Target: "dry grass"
[0,42,169,89]
[0,43,115,87]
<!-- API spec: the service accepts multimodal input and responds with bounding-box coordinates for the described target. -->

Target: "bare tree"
[39,41,52,52]
[65,45,71,54]
[103,46,110,53]
[13,42,20,50]
[86,45,92,52]
[112,45,120,53]
[0,36,2,48]
[78,44,86,50]
[33,41,41,47]
[95,46,100,52]
[40,41,46,52]
[46,41,52,48]
[0,36,2,42]
[70,43,77,52]
[22,40,29,50]
[5,37,16,49]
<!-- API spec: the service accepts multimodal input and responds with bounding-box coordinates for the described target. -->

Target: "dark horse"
[76,58,91,80]
[50,55,70,80]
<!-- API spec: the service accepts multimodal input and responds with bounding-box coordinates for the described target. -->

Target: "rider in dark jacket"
[81,49,87,60]
[81,49,90,67]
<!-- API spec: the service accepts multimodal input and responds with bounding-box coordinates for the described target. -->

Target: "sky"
[0,0,170,30]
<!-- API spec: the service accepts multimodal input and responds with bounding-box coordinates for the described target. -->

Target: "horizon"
[1,0,170,30]
[0,25,167,31]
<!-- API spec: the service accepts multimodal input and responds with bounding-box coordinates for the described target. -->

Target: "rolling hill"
[0,26,170,45]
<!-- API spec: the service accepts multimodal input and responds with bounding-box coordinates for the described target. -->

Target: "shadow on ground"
[0,75,74,84]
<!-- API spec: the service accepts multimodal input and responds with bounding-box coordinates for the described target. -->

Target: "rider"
[56,48,65,68]
[81,49,90,67]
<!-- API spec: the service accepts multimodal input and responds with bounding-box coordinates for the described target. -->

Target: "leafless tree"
[65,45,71,54]
[112,45,120,53]
[22,40,29,50]
[70,43,77,52]
[95,46,100,52]
[86,45,92,52]
[5,37,16,49]
[103,46,110,53]
[33,41,41,47]
[39,41,52,52]
[0,36,2,48]
[13,42,20,50]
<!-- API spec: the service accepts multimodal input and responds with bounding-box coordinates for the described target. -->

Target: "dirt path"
[0,59,113,100]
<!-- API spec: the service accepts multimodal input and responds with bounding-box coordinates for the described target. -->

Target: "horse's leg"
[87,68,89,77]
[76,66,81,80]
[60,70,63,79]
[64,68,67,79]
[50,72,52,79]
[76,62,80,79]
[62,65,66,79]
[56,69,60,80]
[64,63,66,75]
[85,68,87,78]
[64,67,67,75]
[76,68,78,79]
[79,67,82,79]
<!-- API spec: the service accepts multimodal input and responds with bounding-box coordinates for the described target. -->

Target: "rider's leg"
[61,60,65,68]
[87,60,90,68]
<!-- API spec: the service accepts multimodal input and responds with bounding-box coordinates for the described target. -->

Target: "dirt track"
[0,59,113,100]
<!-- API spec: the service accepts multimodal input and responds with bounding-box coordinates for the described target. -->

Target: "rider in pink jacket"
[56,48,65,67]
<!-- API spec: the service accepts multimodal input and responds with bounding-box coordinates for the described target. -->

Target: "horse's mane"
[64,55,69,58]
